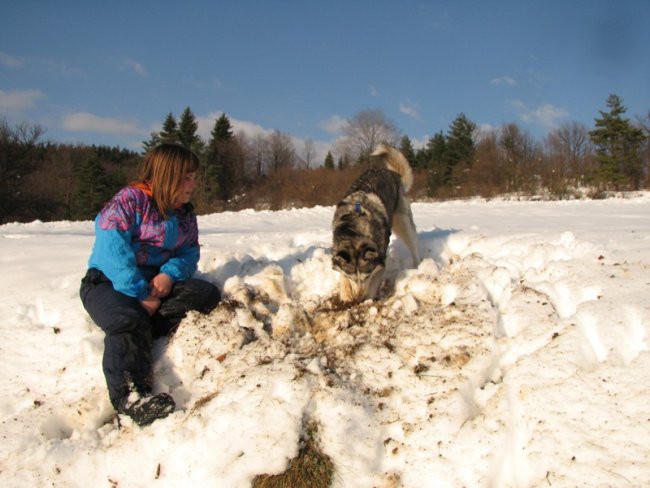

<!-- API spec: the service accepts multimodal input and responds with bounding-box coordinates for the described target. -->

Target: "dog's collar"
[354,201,362,213]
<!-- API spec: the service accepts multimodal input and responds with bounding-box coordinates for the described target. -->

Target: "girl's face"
[175,172,198,206]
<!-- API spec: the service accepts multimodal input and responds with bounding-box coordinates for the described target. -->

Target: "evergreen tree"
[211,113,234,141]
[324,151,335,169]
[159,112,179,144]
[444,113,476,185]
[589,94,646,189]
[205,113,240,201]
[177,107,204,154]
[71,150,109,219]
[142,131,161,152]
[414,146,429,169]
[399,135,416,166]
[426,131,447,195]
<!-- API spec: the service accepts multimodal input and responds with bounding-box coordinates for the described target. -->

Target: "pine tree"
[177,107,204,154]
[444,113,476,185]
[324,151,335,169]
[159,113,179,144]
[142,131,160,152]
[426,131,447,195]
[589,94,645,189]
[142,112,178,152]
[71,150,109,219]
[399,135,416,166]
[205,113,240,201]
[211,113,234,141]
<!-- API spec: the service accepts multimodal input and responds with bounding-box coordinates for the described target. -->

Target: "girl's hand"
[150,273,173,298]
[140,295,161,316]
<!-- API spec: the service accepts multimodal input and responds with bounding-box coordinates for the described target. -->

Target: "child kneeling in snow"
[80,143,220,426]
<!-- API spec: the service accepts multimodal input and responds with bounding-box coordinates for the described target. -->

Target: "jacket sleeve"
[160,212,199,282]
[90,191,150,300]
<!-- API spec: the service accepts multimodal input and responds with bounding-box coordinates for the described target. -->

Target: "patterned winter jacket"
[88,185,200,300]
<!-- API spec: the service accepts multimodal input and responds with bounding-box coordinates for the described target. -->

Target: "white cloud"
[0,89,45,112]
[231,118,274,140]
[196,111,273,141]
[197,111,334,166]
[40,59,84,77]
[318,115,347,134]
[532,104,569,128]
[123,58,147,77]
[508,100,568,129]
[369,85,379,97]
[399,101,422,121]
[0,51,23,67]
[509,99,527,111]
[475,123,497,141]
[0,52,82,76]
[62,112,148,136]
[409,135,429,150]
[491,76,517,86]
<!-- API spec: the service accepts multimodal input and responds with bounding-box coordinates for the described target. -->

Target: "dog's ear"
[361,247,384,266]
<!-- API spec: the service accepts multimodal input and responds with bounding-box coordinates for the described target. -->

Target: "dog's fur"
[332,143,420,303]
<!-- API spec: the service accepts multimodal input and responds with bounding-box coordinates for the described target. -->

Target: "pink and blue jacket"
[88,185,199,300]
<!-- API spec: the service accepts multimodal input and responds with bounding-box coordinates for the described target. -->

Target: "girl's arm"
[159,241,199,283]
[90,190,150,300]
[160,212,200,283]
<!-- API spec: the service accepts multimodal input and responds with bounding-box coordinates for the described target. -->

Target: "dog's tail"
[371,143,413,192]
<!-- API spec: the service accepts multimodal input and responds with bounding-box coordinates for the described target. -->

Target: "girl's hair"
[136,143,199,218]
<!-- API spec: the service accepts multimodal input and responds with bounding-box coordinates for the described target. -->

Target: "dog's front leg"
[366,268,385,299]
[338,273,356,303]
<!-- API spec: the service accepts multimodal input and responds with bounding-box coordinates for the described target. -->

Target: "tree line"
[406,94,648,199]
[1,93,648,224]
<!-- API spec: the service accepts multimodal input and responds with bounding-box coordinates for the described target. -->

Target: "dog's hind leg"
[392,198,420,268]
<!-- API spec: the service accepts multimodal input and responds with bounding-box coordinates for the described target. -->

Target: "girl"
[80,143,220,426]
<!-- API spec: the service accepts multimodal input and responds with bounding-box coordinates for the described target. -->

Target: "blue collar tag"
[354,202,362,213]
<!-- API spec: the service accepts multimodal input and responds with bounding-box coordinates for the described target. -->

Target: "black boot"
[118,392,175,426]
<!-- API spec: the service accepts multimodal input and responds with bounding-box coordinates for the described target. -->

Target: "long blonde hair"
[136,143,199,218]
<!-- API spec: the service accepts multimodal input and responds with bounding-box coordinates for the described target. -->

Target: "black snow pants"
[80,268,220,408]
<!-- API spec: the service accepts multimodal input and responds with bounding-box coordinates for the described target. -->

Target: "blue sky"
[1,0,648,161]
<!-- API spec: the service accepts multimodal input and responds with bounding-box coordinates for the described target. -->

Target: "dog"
[332,143,420,303]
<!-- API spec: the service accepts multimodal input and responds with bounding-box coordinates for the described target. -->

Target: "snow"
[1,195,649,487]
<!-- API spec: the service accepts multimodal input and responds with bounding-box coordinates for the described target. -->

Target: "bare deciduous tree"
[498,123,541,192]
[638,111,650,187]
[335,109,401,164]
[300,138,315,169]
[545,122,594,181]
[0,118,46,222]
[240,133,270,179]
[268,130,296,173]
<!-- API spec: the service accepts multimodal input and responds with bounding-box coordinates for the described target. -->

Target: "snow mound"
[154,252,499,486]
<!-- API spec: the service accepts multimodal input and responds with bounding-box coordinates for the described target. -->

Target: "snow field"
[0,197,648,487]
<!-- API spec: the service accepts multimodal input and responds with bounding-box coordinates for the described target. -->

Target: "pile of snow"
[1,195,649,486]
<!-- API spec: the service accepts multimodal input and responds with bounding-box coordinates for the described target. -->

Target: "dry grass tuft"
[252,422,335,488]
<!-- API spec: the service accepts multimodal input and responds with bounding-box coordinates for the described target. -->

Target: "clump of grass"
[252,422,335,488]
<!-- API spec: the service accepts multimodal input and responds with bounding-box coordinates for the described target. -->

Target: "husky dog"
[332,143,420,303]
